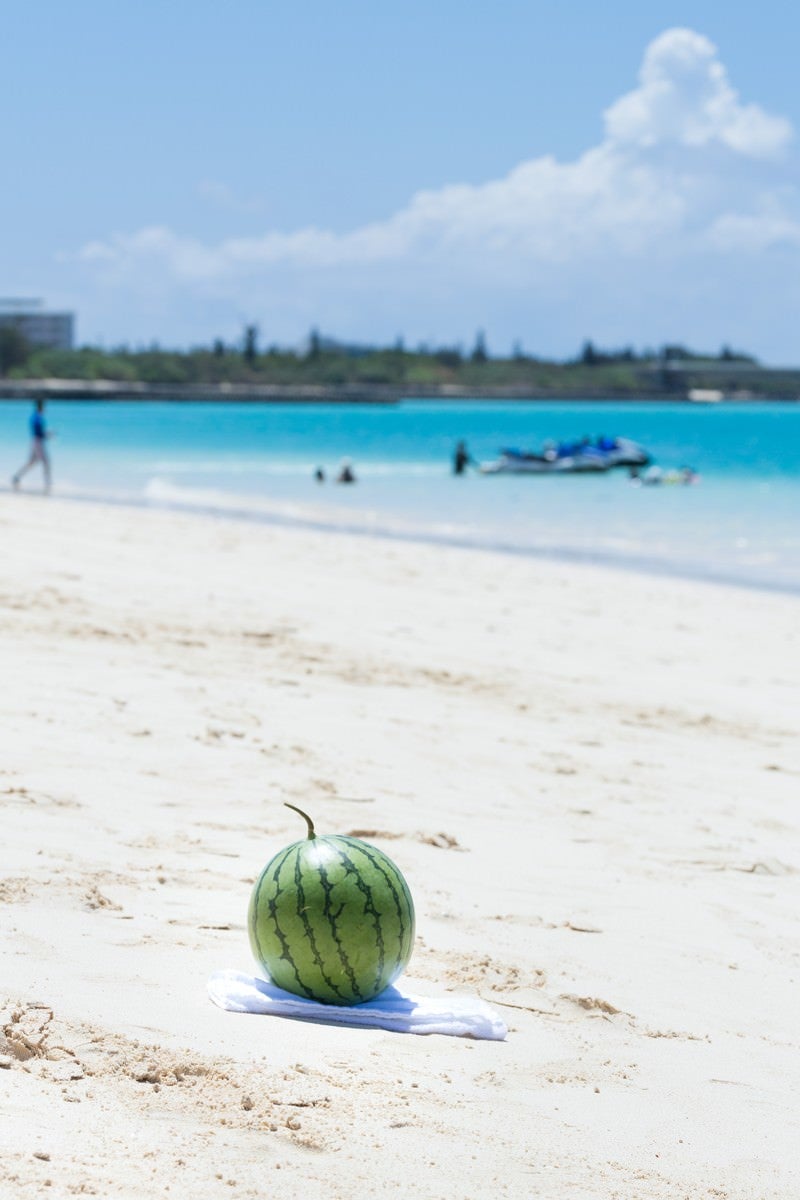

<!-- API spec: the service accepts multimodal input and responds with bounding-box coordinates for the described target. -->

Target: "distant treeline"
[0,323,792,397]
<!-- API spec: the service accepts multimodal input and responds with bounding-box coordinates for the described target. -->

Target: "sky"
[4,0,800,360]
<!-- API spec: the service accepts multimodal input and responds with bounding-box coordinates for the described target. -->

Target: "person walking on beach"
[12,399,52,493]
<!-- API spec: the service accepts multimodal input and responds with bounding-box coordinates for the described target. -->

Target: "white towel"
[208,969,507,1041]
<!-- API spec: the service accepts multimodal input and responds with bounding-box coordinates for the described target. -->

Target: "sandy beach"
[1,493,799,1198]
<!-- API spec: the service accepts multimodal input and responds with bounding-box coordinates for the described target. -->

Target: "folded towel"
[208,969,507,1041]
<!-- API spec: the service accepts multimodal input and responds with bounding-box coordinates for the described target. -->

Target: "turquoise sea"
[1,399,799,592]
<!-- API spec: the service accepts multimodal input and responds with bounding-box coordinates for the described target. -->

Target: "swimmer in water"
[336,459,356,484]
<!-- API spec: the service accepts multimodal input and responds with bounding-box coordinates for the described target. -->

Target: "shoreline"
[6,481,799,599]
[3,379,800,404]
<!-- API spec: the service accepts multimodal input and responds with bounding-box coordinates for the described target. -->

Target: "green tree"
[243,324,259,364]
[0,325,31,375]
[471,330,488,363]
[435,346,462,369]
[580,339,598,366]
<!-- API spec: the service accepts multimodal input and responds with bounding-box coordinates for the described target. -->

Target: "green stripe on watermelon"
[337,836,415,970]
[291,844,350,1003]
[315,854,365,1001]
[329,840,387,988]
[249,843,316,999]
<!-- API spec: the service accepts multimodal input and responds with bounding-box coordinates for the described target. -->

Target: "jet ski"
[479,437,650,476]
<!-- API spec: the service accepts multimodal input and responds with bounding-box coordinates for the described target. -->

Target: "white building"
[0,300,74,350]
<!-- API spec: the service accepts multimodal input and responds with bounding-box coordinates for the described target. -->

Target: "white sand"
[1,494,799,1198]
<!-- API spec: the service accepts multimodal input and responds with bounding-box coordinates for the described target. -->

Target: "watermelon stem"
[284,802,316,840]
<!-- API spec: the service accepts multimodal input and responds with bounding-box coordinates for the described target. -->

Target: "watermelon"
[248,804,415,1005]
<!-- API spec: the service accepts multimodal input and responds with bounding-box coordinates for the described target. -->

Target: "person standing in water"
[453,440,474,475]
[12,400,52,493]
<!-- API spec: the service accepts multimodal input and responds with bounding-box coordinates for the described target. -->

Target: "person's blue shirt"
[31,411,46,440]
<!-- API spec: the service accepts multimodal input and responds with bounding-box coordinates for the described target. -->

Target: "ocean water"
[1,398,799,592]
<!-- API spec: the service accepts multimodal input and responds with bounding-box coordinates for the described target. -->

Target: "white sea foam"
[148,458,445,478]
[142,477,463,540]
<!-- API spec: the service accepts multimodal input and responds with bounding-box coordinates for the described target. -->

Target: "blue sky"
[5,1,800,358]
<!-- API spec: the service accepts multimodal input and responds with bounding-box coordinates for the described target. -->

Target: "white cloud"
[604,28,792,158]
[84,148,690,283]
[708,207,800,252]
[74,28,800,353]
